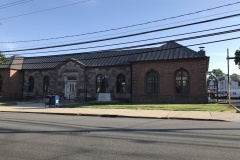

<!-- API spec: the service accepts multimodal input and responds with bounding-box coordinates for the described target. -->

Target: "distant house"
[217,75,240,90]
[0,41,209,103]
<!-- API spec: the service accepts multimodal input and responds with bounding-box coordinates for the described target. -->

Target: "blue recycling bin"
[45,95,59,108]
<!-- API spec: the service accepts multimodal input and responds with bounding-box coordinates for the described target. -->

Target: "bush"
[0,102,18,106]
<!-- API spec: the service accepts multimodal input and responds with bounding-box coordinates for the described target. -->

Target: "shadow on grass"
[58,102,235,112]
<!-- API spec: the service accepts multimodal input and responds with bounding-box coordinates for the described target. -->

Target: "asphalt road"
[0,113,240,160]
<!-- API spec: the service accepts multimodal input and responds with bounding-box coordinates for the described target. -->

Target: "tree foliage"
[231,73,240,80]
[0,52,6,64]
[235,49,240,69]
[211,68,225,77]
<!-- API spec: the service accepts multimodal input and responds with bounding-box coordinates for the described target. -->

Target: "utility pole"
[226,51,240,104]
[227,49,230,104]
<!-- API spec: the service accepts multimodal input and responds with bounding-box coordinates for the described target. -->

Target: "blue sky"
[0,0,240,74]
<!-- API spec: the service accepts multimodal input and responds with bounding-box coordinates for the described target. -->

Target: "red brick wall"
[132,59,208,103]
[0,69,23,99]
[9,70,23,98]
[0,69,10,97]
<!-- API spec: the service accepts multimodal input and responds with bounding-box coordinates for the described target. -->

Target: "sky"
[0,0,240,74]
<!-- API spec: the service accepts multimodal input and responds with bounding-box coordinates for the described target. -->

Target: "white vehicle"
[216,89,240,99]
[229,89,240,99]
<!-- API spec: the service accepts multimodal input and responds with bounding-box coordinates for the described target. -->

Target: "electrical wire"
[2,12,240,53]
[2,36,240,66]
[4,25,240,56]
[1,1,240,43]
[0,0,33,9]
[0,0,90,20]
[2,7,240,49]
[5,8,240,51]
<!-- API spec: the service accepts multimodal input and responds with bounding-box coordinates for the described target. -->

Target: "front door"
[65,82,76,99]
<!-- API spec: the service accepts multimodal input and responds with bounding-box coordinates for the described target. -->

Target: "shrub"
[88,100,120,105]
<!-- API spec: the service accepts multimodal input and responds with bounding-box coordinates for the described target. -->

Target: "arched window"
[28,76,34,92]
[96,74,103,93]
[116,74,126,93]
[175,69,189,94]
[0,75,3,92]
[145,70,159,94]
[43,76,50,93]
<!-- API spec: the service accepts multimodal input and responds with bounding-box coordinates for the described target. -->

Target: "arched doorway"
[207,72,218,103]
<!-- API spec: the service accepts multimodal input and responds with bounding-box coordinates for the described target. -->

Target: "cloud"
[2,43,18,50]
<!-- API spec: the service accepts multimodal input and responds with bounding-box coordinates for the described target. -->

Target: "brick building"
[0,41,209,103]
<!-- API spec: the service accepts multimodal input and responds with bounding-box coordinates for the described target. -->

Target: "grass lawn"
[60,103,236,112]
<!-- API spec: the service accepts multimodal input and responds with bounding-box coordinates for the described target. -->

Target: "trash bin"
[45,95,59,108]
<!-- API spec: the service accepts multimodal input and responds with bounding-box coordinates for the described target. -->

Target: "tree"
[211,68,225,77]
[231,73,240,80]
[235,49,240,69]
[0,51,6,64]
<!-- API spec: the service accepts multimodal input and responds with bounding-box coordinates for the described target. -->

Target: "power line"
[0,0,90,21]
[0,0,31,8]
[3,36,240,66]
[0,1,240,43]
[2,7,240,46]
[4,24,240,56]
[0,0,34,9]
[4,8,240,52]
[118,28,240,50]
[2,12,240,53]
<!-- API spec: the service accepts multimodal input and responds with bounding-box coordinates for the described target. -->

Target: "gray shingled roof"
[0,55,24,69]
[2,41,208,70]
[231,76,239,82]
[217,76,239,82]
[10,55,24,70]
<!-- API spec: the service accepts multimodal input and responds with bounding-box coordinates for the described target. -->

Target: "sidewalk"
[0,102,239,122]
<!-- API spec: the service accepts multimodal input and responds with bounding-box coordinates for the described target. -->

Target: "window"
[116,74,126,93]
[96,74,103,93]
[28,76,34,92]
[145,70,159,94]
[96,75,108,93]
[0,75,2,92]
[175,69,189,94]
[43,76,50,93]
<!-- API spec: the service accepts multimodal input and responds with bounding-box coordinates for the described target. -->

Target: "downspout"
[84,67,87,102]
[130,63,132,103]
[21,70,24,100]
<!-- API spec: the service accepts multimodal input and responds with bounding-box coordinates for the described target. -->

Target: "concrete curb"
[230,104,240,113]
[0,110,227,122]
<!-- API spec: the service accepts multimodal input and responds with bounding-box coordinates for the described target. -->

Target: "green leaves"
[0,52,6,64]
[235,49,240,68]
[211,68,225,77]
